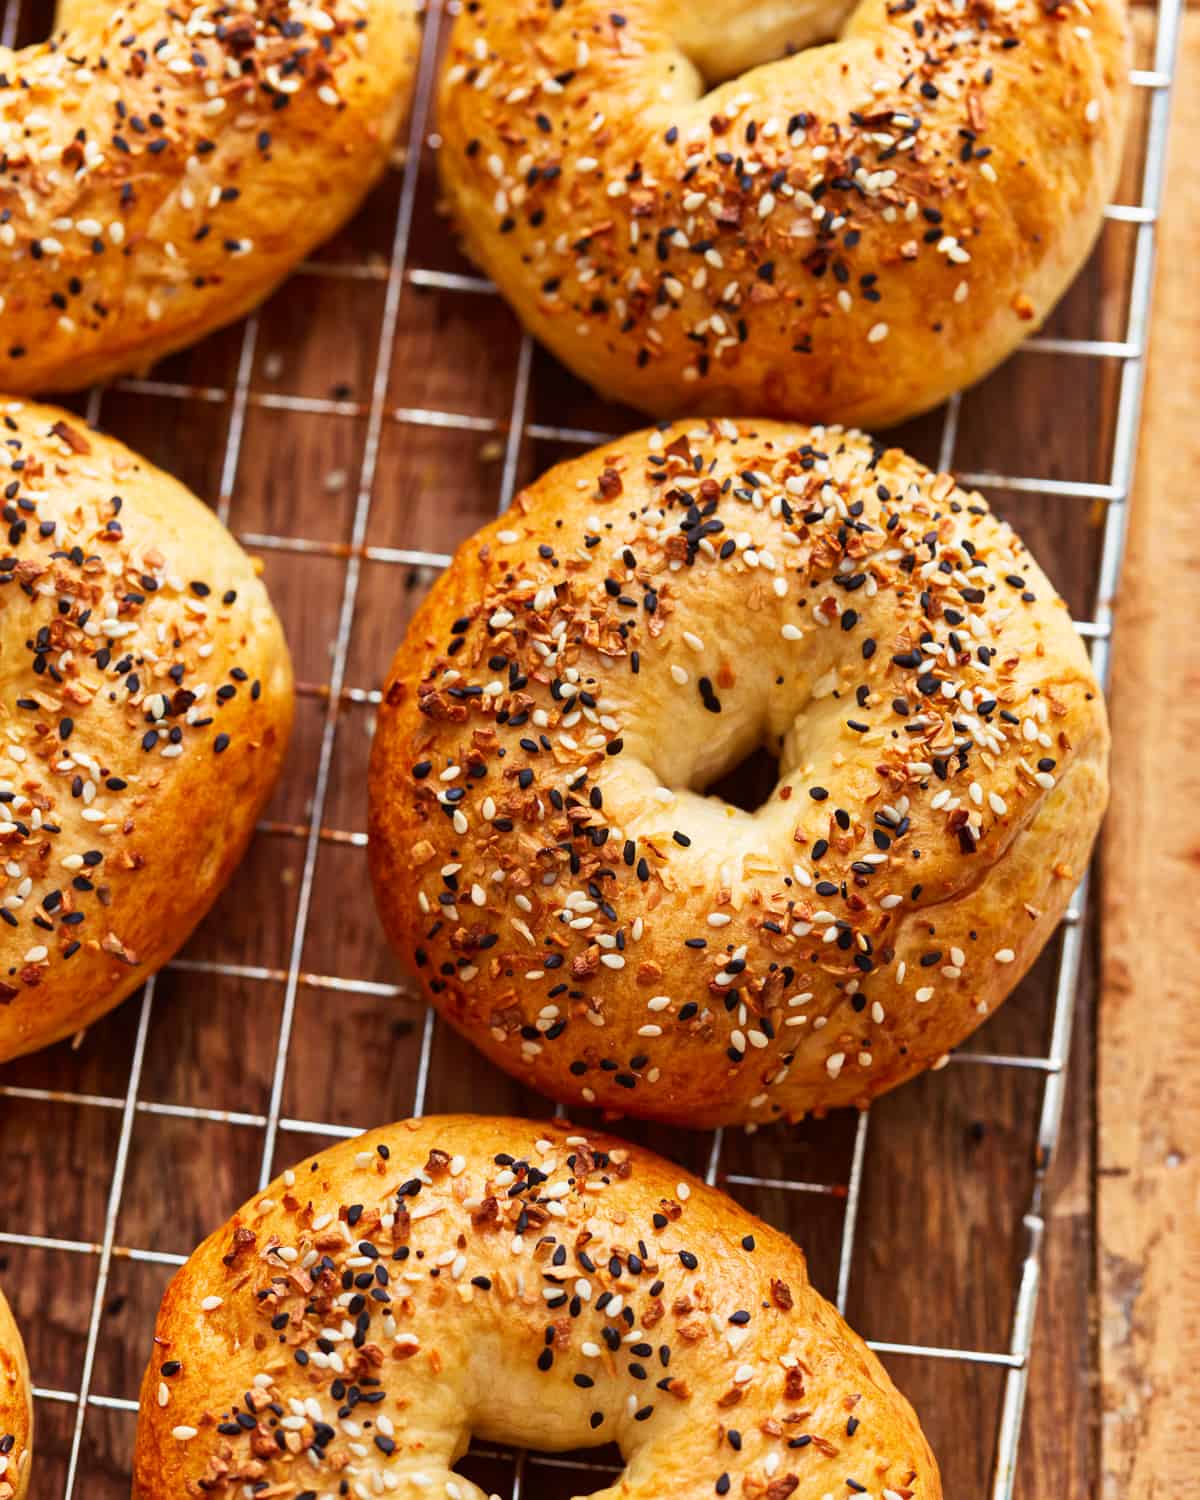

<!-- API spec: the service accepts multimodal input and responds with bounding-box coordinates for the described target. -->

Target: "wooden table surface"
[0,1,1193,1496]
[1098,8,1199,1493]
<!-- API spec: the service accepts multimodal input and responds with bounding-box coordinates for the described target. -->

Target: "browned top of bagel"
[0,0,418,395]
[0,1289,31,1500]
[0,400,293,1063]
[436,0,1129,427]
[368,420,1108,1127]
[133,1114,941,1499]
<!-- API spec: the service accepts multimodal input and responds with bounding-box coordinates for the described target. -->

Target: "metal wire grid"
[0,0,1184,1493]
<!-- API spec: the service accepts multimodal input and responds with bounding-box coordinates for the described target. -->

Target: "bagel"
[0,0,419,395]
[0,399,293,1063]
[436,0,1129,427]
[133,1113,941,1499]
[0,1290,30,1500]
[368,420,1109,1126]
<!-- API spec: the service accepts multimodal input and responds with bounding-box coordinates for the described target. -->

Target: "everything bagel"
[0,0,418,394]
[133,1114,941,1499]
[0,1289,30,1500]
[369,421,1109,1126]
[437,0,1129,427]
[0,400,293,1063]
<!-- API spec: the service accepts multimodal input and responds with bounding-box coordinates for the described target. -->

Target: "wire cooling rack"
[0,0,1183,1495]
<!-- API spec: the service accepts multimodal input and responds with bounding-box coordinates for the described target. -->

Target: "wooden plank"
[0,0,1179,1494]
[1098,12,1200,1495]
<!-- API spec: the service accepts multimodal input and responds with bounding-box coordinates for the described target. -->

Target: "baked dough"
[437,0,1129,426]
[0,1289,31,1500]
[0,0,420,393]
[0,400,293,1062]
[133,1114,941,1499]
[369,420,1108,1125]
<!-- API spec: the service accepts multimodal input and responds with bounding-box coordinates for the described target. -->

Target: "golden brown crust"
[368,419,1109,1126]
[0,0,419,395]
[133,1114,941,1499]
[0,399,293,1063]
[437,0,1130,427]
[0,1289,31,1500]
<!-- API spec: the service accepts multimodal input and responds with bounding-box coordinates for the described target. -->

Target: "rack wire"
[0,0,1183,1494]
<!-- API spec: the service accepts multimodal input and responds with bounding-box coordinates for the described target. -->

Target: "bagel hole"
[458,1440,625,1495]
[705,744,781,813]
[674,0,855,90]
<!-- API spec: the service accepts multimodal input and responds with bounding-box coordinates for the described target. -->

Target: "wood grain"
[0,0,1182,1496]
[1098,12,1200,1496]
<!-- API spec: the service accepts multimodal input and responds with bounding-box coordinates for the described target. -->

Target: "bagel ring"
[437,0,1129,427]
[133,1113,941,1499]
[0,400,293,1064]
[0,0,419,395]
[369,420,1109,1127]
[0,1289,31,1500]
